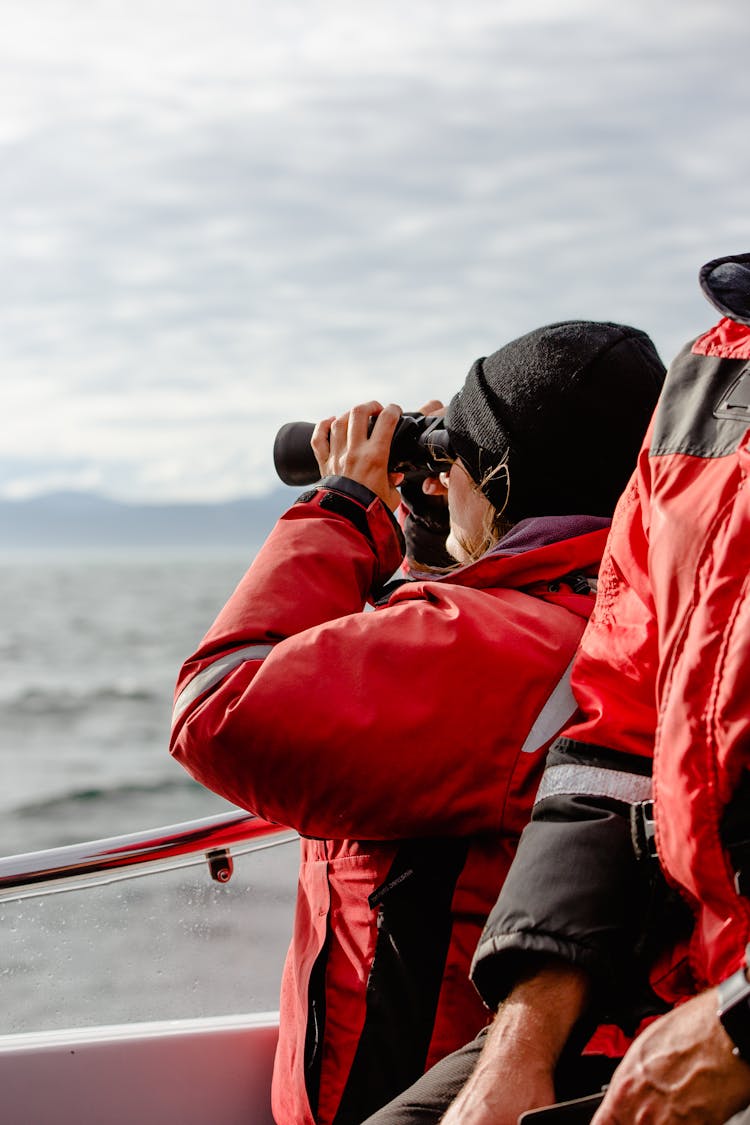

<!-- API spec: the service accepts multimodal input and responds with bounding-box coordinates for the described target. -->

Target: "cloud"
[1,0,749,500]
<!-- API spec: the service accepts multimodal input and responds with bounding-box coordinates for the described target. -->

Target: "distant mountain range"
[0,488,302,551]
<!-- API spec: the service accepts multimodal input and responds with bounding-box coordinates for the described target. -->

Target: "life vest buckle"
[630,799,657,863]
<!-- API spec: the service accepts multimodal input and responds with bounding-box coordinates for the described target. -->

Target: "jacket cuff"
[296,476,406,588]
[314,475,383,508]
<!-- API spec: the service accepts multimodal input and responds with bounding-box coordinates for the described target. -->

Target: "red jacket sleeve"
[170,484,593,841]
[562,426,658,764]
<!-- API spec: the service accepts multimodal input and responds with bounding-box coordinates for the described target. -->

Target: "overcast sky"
[2,0,749,502]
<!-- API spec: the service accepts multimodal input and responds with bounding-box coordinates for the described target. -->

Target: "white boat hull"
[0,1012,279,1125]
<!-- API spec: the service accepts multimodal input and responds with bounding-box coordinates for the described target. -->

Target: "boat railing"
[0,810,298,903]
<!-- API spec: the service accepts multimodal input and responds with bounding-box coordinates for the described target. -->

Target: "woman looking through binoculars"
[170,320,665,1125]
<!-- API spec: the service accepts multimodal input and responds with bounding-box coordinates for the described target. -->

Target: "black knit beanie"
[445,321,665,521]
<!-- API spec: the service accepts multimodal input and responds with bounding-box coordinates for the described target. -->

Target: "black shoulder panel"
[650,342,750,459]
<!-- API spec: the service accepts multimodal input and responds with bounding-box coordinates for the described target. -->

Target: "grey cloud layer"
[1,0,749,499]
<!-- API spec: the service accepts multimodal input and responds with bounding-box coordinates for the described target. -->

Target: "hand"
[311,400,404,511]
[591,988,750,1125]
[418,398,445,418]
[399,395,449,521]
[415,399,447,501]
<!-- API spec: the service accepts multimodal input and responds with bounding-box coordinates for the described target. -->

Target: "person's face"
[425,459,495,565]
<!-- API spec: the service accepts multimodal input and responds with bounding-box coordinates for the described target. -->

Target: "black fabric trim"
[318,490,372,540]
[304,924,332,1119]
[318,475,381,508]
[296,488,319,504]
[333,838,470,1125]
[297,475,406,555]
[650,344,750,459]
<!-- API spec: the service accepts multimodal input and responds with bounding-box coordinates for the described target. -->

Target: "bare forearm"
[441,960,591,1125]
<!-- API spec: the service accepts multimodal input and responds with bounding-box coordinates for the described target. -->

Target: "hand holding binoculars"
[273,413,452,486]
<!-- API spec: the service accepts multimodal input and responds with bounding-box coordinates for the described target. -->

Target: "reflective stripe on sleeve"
[520,656,578,755]
[172,643,275,727]
[534,762,653,807]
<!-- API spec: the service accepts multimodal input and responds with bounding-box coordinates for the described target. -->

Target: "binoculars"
[273,413,453,486]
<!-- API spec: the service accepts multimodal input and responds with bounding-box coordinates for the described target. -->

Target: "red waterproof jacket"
[471,271,750,1042]
[569,314,750,996]
[170,476,609,1124]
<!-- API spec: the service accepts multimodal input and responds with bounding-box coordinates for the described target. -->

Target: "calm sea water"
[0,550,299,1034]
